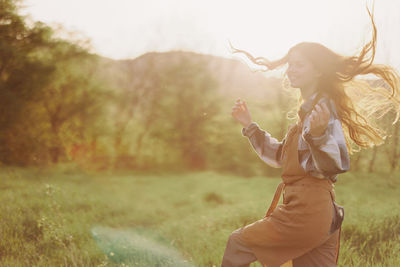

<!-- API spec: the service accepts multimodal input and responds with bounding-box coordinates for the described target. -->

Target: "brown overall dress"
[239,122,340,267]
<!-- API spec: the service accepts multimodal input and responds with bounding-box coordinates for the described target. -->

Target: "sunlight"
[22,0,400,69]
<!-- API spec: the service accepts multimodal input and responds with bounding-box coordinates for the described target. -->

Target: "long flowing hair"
[230,8,400,154]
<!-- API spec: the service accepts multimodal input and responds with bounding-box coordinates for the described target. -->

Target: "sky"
[21,0,400,70]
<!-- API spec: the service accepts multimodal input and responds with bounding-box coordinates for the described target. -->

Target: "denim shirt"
[241,92,350,182]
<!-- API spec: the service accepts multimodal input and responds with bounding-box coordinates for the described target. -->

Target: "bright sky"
[22,0,400,70]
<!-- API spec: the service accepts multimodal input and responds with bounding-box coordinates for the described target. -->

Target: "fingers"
[310,110,319,127]
[234,98,247,111]
[242,100,248,111]
[321,102,330,116]
[315,103,322,113]
[309,102,331,136]
[319,102,330,121]
[313,105,322,125]
[312,103,330,122]
[231,106,242,112]
[232,100,243,114]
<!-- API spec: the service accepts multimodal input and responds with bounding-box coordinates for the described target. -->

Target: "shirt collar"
[298,91,321,122]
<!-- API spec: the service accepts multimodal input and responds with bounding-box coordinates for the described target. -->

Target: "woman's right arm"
[241,122,284,168]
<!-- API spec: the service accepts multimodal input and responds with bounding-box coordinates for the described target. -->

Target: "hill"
[96,50,284,101]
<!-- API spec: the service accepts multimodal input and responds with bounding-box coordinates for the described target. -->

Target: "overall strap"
[264,182,285,218]
[329,189,344,265]
[335,228,342,264]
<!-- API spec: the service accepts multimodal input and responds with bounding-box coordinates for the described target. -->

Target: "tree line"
[1,0,398,176]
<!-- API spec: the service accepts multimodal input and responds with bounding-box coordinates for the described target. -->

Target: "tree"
[0,0,55,165]
[147,58,221,170]
[0,0,110,166]
[39,42,109,163]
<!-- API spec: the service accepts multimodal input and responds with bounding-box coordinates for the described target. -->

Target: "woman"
[222,9,400,267]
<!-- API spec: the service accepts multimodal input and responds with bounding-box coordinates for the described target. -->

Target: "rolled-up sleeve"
[301,111,350,177]
[242,122,284,168]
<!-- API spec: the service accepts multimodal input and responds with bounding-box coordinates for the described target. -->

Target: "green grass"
[0,167,399,266]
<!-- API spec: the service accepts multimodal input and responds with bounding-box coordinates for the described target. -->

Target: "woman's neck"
[300,83,318,102]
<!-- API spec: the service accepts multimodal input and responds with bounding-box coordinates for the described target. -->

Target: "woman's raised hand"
[231,98,253,128]
[309,102,330,137]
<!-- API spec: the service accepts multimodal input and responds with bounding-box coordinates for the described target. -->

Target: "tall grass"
[0,167,399,266]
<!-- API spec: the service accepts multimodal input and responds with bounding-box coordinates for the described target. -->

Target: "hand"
[231,98,252,128]
[309,102,330,137]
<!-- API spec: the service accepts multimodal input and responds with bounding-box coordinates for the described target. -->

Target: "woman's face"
[287,50,321,89]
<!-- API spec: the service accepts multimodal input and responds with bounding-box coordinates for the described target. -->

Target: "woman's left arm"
[301,99,350,177]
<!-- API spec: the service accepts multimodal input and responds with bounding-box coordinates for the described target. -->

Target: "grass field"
[0,167,399,266]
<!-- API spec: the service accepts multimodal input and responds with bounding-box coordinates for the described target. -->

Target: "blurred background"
[1,0,399,266]
[2,0,400,175]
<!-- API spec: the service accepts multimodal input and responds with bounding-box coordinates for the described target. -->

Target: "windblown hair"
[230,8,400,154]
